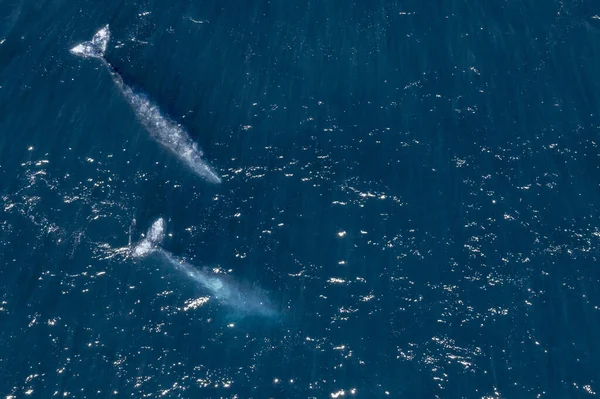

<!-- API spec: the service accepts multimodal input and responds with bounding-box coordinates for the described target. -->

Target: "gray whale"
[133,219,278,319]
[71,26,221,184]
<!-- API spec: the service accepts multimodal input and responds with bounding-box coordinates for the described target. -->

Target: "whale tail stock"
[70,25,110,59]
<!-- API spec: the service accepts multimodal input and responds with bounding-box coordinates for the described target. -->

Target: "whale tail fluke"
[70,25,110,59]
[132,218,166,257]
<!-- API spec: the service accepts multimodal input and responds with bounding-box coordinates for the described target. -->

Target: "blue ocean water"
[2,0,600,397]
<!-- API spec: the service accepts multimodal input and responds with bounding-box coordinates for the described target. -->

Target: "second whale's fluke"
[70,25,222,184]
[132,217,165,257]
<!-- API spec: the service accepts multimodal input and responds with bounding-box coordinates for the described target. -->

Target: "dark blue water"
[2,0,600,397]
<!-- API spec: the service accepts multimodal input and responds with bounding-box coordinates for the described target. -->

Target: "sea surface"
[2,0,600,398]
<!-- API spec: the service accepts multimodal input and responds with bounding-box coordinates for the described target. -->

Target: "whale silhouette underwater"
[71,25,222,184]
[132,219,279,319]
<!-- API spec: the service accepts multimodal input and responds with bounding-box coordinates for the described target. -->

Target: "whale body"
[70,26,221,184]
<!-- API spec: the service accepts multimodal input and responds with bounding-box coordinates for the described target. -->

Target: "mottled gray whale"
[71,26,221,184]
[133,218,278,318]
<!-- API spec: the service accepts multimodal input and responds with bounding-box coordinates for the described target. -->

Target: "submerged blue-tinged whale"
[132,218,278,318]
[70,26,221,184]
